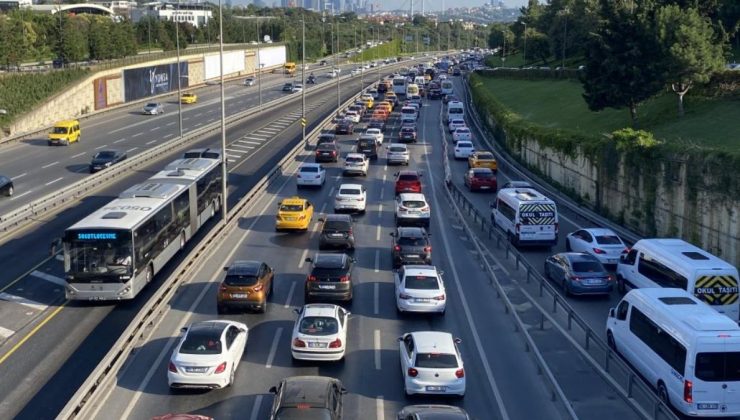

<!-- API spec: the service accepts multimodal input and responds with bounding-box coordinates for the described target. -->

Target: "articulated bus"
[61,156,222,301]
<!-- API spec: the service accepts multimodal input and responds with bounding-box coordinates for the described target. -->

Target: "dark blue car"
[544,252,613,296]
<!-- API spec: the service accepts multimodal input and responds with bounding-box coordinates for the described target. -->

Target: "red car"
[464,168,497,192]
[394,170,422,195]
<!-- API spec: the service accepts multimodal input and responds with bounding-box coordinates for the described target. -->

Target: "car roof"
[338,183,363,189]
[279,376,339,406]
[313,253,347,268]
[345,153,365,158]
[402,265,438,277]
[300,163,322,169]
[281,196,307,205]
[227,260,262,275]
[302,303,341,318]
[397,226,427,237]
[559,252,601,263]
[579,227,619,237]
[398,193,426,201]
[410,331,456,353]
[398,170,420,176]
[188,320,230,336]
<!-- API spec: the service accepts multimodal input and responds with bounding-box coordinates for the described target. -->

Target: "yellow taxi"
[275,196,314,231]
[468,151,498,172]
[181,92,198,104]
[48,120,81,146]
[361,94,374,109]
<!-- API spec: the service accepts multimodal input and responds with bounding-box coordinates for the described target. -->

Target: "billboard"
[204,51,246,80]
[257,46,287,69]
[123,62,189,102]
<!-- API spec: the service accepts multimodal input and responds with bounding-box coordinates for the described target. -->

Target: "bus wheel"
[179,232,185,250]
[145,265,153,284]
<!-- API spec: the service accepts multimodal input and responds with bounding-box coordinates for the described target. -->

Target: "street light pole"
[501,30,506,67]
[522,22,527,68]
[175,1,183,138]
[336,20,340,115]
[561,9,568,69]
[301,16,306,145]
[218,0,227,223]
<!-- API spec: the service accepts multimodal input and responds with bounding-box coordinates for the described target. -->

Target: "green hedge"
[0,68,90,131]
[476,68,582,81]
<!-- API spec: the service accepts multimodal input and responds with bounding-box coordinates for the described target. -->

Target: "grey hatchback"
[318,214,355,250]
[544,252,613,296]
[304,253,355,304]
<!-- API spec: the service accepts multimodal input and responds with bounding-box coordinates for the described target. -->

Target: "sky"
[237,0,529,11]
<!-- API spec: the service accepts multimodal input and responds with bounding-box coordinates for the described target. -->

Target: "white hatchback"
[566,228,627,266]
[168,320,248,390]
[453,141,475,159]
[395,265,446,314]
[387,143,410,166]
[399,331,465,397]
[296,163,326,188]
[452,127,472,143]
[343,153,369,176]
[334,183,367,213]
[345,111,360,123]
[291,304,349,362]
[448,119,466,133]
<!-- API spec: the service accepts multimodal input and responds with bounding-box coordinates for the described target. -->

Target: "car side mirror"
[269,386,278,394]
[239,328,247,333]
[223,267,229,271]
[397,336,404,342]
[454,337,462,344]
[305,257,312,263]
[389,232,396,237]
[608,308,615,318]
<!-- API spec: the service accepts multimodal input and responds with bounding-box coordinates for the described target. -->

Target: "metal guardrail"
[56,77,372,420]
[0,68,361,238]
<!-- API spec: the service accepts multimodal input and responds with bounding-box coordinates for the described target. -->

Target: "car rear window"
[696,352,740,382]
[571,261,604,272]
[280,204,303,212]
[402,200,426,208]
[389,146,406,153]
[595,235,623,245]
[300,166,319,173]
[275,407,332,420]
[323,220,350,231]
[477,153,494,160]
[339,188,361,196]
[314,254,345,268]
[457,142,473,148]
[398,174,419,181]
[299,316,339,336]
[404,275,439,289]
[358,140,375,148]
[346,157,362,163]
[317,144,335,150]
[225,274,259,286]
[398,236,426,246]
[473,171,493,179]
[415,353,457,368]
[456,128,470,133]
[180,331,222,355]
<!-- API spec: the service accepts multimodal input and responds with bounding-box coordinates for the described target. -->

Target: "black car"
[356,138,378,160]
[397,405,470,420]
[90,150,127,173]
[453,68,462,76]
[442,94,459,104]
[367,119,386,132]
[316,133,337,145]
[318,214,355,250]
[282,82,294,92]
[315,143,340,163]
[304,253,355,303]
[335,119,354,135]
[391,227,432,268]
[399,127,417,143]
[269,376,346,420]
[0,175,13,197]
[319,60,328,66]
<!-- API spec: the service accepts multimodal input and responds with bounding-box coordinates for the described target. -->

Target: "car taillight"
[339,275,350,282]
[622,247,630,254]
[554,222,559,234]
[253,283,264,292]
[219,284,228,292]
[399,293,412,300]
[684,380,693,403]
[421,206,429,212]
[307,275,317,282]
[293,338,306,348]
[407,367,418,377]
[515,223,521,234]
[424,246,432,253]
[331,151,337,155]
[315,151,321,156]
[214,362,227,374]
[348,228,353,235]
[329,338,342,348]
[593,248,606,254]
[168,361,177,373]
[394,245,401,252]
[455,368,465,378]
[433,294,445,301]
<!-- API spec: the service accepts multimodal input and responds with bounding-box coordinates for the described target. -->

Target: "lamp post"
[301,15,306,145]
[175,1,183,138]
[234,16,274,110]
[501,30,506,67]
[335,20,340,116]
[522,22,527,68]
[561,8,569,69]
[218,0,227,223]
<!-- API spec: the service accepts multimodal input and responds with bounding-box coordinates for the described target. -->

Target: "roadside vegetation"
[351,39,402,63]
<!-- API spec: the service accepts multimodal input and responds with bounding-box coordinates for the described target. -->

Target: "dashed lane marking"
[11,173,27,180]
[45,177,63,186]
[41,161,59,169]
[0,293,47,311]
[30,271,66,287]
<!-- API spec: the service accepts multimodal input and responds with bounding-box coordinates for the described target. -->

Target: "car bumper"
[319,237,354,249]
[334,202,365,211]
[393,254,431,266]
[315,155,337,162]
[306,289,352,302]
[218,298,266,310]
[397,298,445,313]
[405,378,465,396]
[343,168,366,174]
[297,178,324,186]
[568,281,614,295]
[516,236,558,246]
[292,348,345,361]
[168,371,229,389]
[143,110,158,115]
[387,156,409,164]
[276,220,309,230]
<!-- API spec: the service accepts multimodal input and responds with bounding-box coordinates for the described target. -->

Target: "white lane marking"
[265,327,283,369]
[195,112,203,117]
[150,127,160,131]
[94,145,107,150]
[423,138,511,420]
[376,396,384,420]
[45,177,63,186]
[30,270,66,287]
[379,185,384,200]
[0,325,15,339]
[183,117,190,121]
[131,132,143,138]
[260,128,280,133]
[226,153,241,158]
[127,147,139,152]
[11,173,26,181]
[374,282,379,315]
[239,140,262,145]
[164,133,174,138]
[146,140,157,145]
[10,190,33,200]
[194,122,203,127]
[249,395,263,420]
[71,152,86,159]
[374,329,381,370]
[284,282,296,309]
[328,186,335,196]
[41,161,59,169]
[249,133,270,138]
[0,292,46,311]
[113,139,125,144]
[166,121,176,126]
[229,145,253,152]
[298,248,309,269]
[374,250,380,273]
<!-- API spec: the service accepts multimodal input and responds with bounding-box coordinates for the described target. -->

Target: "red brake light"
[315,151,321,155]
[293,338,306,348]
[433,294,445,301]
[424,246,432,253]
[684,380,693,403]
[329,338,342,348]
[593,248,606,254]
[570,276,582,282]
[407,367,418,377]
[214,362,227,374]
[331,151,337,155]
[307,275,317,282]
[455,368,465,378]
[339,275,350,282]
[253,283,264,292]
[219,284,228,292]
[394,245,401,252]
[168,361,177,373]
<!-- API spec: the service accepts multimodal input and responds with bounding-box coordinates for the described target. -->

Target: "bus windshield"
[65,229,133,281]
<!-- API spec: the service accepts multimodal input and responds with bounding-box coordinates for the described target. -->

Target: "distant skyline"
[236,0,528,11]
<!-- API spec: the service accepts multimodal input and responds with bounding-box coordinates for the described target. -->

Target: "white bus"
[62,156,222,301]
[607,288,740,417]
[392,76,407,96]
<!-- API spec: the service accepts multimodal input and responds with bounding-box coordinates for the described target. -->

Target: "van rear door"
[518,202,557,243]
[693,271,740,322]
[693,337,740,416]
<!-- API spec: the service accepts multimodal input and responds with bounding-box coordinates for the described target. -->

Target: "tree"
[581,0,665,127]
[525,29,551,65]
[654,5,726,116]
[487,23,514,51]
[88,17,113,60]
[60,15,88,63]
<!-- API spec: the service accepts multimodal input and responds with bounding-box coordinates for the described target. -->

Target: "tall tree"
[525,29,551,65]
[654,5,726,116]
[60,15,88,63]
[581,0,665,127]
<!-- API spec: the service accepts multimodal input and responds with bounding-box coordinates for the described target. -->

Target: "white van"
[607,288,740,417]
[405,83,420,98]
[414,76,426,87]
[445,100,464,123]
[617,238,739,321]
[490,188,558,247]
[440,80,454,95]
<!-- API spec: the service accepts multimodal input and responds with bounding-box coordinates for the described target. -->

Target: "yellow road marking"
[0,301,67,366]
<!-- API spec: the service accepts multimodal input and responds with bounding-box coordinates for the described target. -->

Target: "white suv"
[395,193,431,228]
[386,143,410,166]
[343,153,369,176]
[334,183,367,213]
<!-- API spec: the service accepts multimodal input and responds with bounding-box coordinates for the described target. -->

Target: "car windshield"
[224,274,259,286]
[405,275,439,289]
[299,316,339,336]
[571,261,604,273]
[339,188,361,196]
[401,128,414,133]
[52,126,69,134]
[323,220,350,231]
[275,407,332,420]
[398,236,426,246]
[415,353,458,368]
[145,103,157,108]
[180,331,223,355]
[300,166,319,173]
[399,174,419,181]
[280,204,304,212]
[595,235,623,245]
[456,129,470,133]
[458,143,473,148]
[346,157,362,163]
[94,151,116,159]
[402,200,426,209]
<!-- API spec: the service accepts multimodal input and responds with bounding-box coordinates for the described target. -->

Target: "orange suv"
[217,260,274,313]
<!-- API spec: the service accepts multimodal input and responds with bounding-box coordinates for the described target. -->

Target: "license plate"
[285,217,296,221]
[308,342,328,348]
[231,293,248,298]
[408,211,420,214]
[185,367,208,373]
[607,259,618,264]
[697,403,719,410]
[330,233,344,238]
[405,254,419,258]
[319,284,336,289]
[426,386,446,392]
[414,298,430,303]
[585,279,602,285]
[480,186,490,189]
[321,152,330,156]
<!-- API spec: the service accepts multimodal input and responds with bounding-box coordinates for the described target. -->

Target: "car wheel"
[657,382,670,408]
[565,239,572,252]
[7,186,13,197]
[145,265,153,284]
[607,331,618,354]
[617,275,627,294]
[258,298,267,314]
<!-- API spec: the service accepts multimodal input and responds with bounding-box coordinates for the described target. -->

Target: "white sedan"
[399,331,466,397]
[291,304,349,362]
[168,320,248,390]
[566,228,627,266]
[291,83,304,93]
[452,127,472,143]
[364,128,384,145]
[453,141,475,159]
[296,163,326,188]
[351,68,362,76]
[395,265,446,314]
[345,110,360,123]
[343,153,369,176]
[448,119,466,133]
[334,183,367,213]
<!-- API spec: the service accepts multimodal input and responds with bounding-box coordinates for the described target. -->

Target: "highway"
[89,85,563,420]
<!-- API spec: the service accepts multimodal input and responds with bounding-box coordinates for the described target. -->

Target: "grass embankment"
[351,39,402,63]
[477,77,739,154]
[0,68,90,130]
[484,52,585,69]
